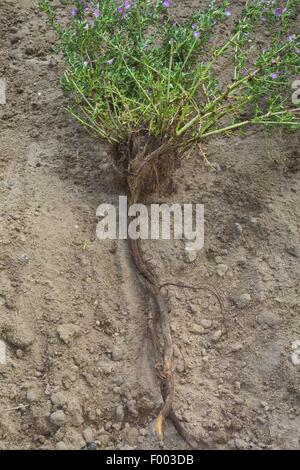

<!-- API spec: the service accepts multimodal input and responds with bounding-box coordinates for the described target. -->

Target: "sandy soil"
[0,0,300,450]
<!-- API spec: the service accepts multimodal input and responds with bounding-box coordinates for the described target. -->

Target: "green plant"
[40,0,300,447]
[40,0,299,146]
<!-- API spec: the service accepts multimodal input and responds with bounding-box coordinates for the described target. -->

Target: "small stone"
[49,410,66,427]
[56,441,67,450]
[5,323,35,350]
[57,324,80,345]
[105,421,112,431]
[20,254,29,264]
[230,342,243,352]
[249,217,258,226]
[216,264,228,277]
[235,438,248,450]
[291,341,300,366]
[16,349,24,359]
[190,324,205,335]
[256,311,280,328]
[115,405,125,422]
[237,257,247,267]
[83,427,93,443]
[212,330,222,342]
[215,256,223,264]
[108,241,117,254]
[291,351,300,366]
[234,293,251,308]
[200,319,212,329]
[235,223,243,235]
[50,392,67,408]
[0,340,6,364]
[111,345,124,361]
[37,435,46,444]
[185,250,198,263]
[173,344,181,358]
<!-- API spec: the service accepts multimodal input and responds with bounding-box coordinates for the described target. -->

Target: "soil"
[0,0,300,450]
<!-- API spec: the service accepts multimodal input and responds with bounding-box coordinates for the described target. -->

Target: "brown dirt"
[0,0,300,450]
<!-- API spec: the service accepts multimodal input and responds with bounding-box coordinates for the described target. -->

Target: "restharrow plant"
[40,0,300,448]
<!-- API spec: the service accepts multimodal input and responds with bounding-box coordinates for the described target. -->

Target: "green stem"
[200,120,250,139]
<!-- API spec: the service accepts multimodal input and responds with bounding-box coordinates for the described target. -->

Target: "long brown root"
[122,134,212,449]
[128,237,210,449]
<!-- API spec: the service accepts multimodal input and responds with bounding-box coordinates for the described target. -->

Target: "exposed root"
[121,134,216,449]
[129,234,213,449]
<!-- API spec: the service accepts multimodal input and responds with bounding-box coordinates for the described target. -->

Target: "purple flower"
[117,6,124,14]
[296,49,300,54]
[107,58,115,65]
[71,7,78,17]
[124,0,132,9]
[94,8,100,18]
[163,0,172,7]
[84,7,89,14]
[191,23,197,29]
[274,7,286,17]
[193,31,201,39]
[270,72,278,79]
[224,9,231,17]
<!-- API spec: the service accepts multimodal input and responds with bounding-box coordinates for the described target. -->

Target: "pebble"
[111,345,124,361]
[212,330,222,342]
[190,324,205,335]
[200,319,212,329]
[173,344,181,358]
[291,340,300,366]
[56,441,68,450]
[57,324,80,345]
[115,405,125,422]
[49,410,66,427]
[256,311,280,327]
[216,264,228,277]
[234,293,251,308]
[235,438,248,450]
[230,342,243,352]
[235,223,243,235]
[16,349,24,359]
[185,250,198,263]
[249,217,258,226]
[50,392,67,408]
[5,322,35,350]
[83,427,93,443]
[105,421,112,431]
[20,254,29,264]
[0,340,6,364]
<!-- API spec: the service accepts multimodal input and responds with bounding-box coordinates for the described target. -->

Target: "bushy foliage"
[40,0,300,145]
